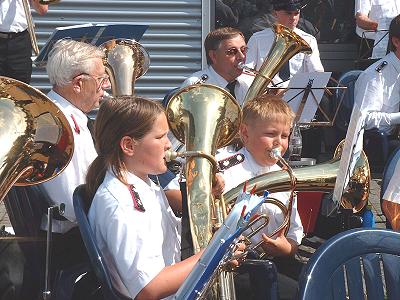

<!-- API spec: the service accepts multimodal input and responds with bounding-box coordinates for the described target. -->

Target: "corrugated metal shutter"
[32,0,204,100]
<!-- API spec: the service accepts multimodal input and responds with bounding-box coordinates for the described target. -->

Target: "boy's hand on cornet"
[212,173,225,196]
[261,230,298,257]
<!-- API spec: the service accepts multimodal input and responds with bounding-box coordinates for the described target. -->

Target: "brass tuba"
[166,84,242,253]
[100,39,150,96]
[0,76,74,202]
[243,23,312,103]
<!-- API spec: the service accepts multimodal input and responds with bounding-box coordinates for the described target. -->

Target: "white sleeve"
[355,0,372,15]
[307,37,324,72]
[245,34,258,69]
[354,71,399,129]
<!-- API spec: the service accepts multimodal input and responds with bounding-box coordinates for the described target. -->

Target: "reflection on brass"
[223,140,370,214]
[0,76,74,202]
[100,39,150,96]
[166,84,242,253]
[243,23,312,103]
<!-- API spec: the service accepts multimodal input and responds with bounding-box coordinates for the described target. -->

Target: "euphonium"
[223,140,370,223]
[100,39,150,96]
[243,23,312,103]
[0,76,74,202]
[166,84,242,252]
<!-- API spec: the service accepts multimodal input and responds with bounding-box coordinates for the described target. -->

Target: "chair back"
[73,184,131,300]
[298,228,400,299]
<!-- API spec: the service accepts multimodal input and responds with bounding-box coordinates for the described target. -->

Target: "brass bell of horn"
[166,84,242,253]
[100,39,150,96]
[243,23,312,103]
[0,76,74,202]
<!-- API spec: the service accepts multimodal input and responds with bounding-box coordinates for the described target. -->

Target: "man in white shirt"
[0,0,48,83]
[40,39,109,268]
[355,15,400,230]
[245,0,324,86]
[181,26,253,106]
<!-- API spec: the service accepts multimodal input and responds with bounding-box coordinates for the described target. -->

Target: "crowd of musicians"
[2,0,400,299]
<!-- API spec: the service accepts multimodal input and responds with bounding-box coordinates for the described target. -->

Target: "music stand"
[277,72,345,127]
[34,23,149,67]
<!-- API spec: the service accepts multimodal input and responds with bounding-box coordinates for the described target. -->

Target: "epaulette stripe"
[375,61,388,73]
[218,153,245,171]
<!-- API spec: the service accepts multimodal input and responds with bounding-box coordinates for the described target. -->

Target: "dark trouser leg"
[4,31,32,84]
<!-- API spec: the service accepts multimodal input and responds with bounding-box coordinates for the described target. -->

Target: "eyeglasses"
[224,46,248,57]
[74,73,110,91]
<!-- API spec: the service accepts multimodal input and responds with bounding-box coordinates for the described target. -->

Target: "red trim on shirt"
[70,114,80,134]
[129,185,145,212]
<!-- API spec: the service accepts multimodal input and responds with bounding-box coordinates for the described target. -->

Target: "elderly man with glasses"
[181,26,253,106]
[40,39,110,270]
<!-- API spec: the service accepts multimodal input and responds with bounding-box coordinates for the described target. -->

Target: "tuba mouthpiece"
[270,148,282,159]
[165,150,178,162]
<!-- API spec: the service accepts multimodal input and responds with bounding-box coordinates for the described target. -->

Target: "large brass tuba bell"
[166,84,242,253]
[243,23,312,103]
[0,76,74,202]
[100,39,150,96]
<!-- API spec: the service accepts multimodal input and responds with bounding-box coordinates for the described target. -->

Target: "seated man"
[40,39,110,268]
[245,0,324,86]
[181,26,253,106]
[354,14,400,151]
[354,15,400,230]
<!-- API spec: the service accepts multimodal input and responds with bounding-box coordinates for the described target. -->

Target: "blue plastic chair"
[297,228,400,300]
[334,70,389,173]
[73,184,131,300]
[380,146,400,229]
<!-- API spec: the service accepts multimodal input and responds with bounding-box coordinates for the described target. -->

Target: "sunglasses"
[224,46,248,56]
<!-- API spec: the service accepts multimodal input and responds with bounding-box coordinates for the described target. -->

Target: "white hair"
[46,39,105,86]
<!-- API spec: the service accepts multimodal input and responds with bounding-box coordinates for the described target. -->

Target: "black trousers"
[0,30,32,84]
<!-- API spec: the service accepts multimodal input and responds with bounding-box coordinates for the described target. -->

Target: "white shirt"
[245,26,324,86]
[88,170,181,299]
[182,65,253,106]
[40,90,97,233]
[355,0,400,40]
[354,52,400,135]
[0,0,28,33]
[217,148,304,245]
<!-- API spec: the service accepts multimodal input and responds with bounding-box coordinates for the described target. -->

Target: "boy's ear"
[120,136,136,156]
[239,123,249,143]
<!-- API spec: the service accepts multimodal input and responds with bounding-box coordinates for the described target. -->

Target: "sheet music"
[331,106,366,215]
[283,72,331,123]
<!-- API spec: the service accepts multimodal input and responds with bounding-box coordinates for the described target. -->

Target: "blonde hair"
[242,94,295,127]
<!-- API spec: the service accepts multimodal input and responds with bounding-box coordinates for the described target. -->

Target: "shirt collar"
[243,148,279,176]
[47,89,88,125]
[208,65,229,87]
[387,51,400,74]
[125,170,161,192]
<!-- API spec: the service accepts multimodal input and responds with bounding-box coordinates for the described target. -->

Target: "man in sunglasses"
[246,0,324,85]
[181,26,253,106]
